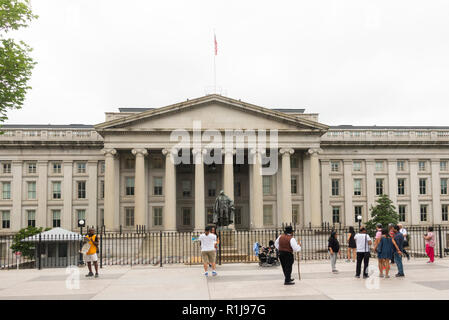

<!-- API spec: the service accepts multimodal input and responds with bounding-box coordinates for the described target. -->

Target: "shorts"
[201,250,216,264]
[84,253,98,262]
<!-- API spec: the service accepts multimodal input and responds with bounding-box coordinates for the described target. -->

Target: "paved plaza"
[0,258,448,300]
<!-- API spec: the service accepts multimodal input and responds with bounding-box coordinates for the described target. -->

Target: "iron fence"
[1,225,448,269]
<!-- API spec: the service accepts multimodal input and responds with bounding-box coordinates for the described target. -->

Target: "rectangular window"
[290,156,298,169]
[331,179,340,196]
[263,176,271,195]
[182,180,191,197]
[331,161,340,172]
[52,210,61,227]
[125,208,134,226]
[441,161,448,172]
[397,178,405,195]
[52,162,62,174]
[353,161,362,172]
[397,161,405,172]
[441,178,448,195]
[420,205,427,222]
[376,179,384,195]
[77,162,86,174]
[419,178,427,195]
[27,210,36,227]
[2,182,11,200]
[291,176,297,194]
[353,179,362,196]
[153,207,163,226]
[100,180,105,199]
[152,157,163,169]
[354,206,362,223]
[153,177,163,195]
[77,181,86,199]
[3,162,11,174]
[181,207,191,226]
[375,161,384,172]
[2,211,10,228]
[398,205,406,222]
[332,206,340,224]
[419,161,426,172]
[206,207,214,225]
[125,158,135,170]
[125,177,135,196]
[208,180,216,197]
[52,181,61,199]
[99,208,104,227]
[442,204,448,222]
[263,205,273,226]
[234,181,241,198]
[28,162,37,174]
[27,181,36,199]
[76,209,86,226]
[292,205,299,225]
[100,161,105,174]
[234,207,242,225]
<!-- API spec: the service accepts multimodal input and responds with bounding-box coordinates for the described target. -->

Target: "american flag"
[214,33,218,56]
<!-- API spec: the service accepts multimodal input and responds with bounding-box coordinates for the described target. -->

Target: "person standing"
[209,226,220,268]
[346,226,356,263]
[85,228,99,278]
[393,225,405,277]
[388,224,396,264]
[374,229,394,278]
[373,223,383,277]
[354,227,372,279]
[199,226,218,276]
[424,226,436,263]
[398,224,410,261]
[328,231,340,273]
[275,226,301,285]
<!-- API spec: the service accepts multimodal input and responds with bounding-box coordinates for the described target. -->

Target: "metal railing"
[1,224,448,269]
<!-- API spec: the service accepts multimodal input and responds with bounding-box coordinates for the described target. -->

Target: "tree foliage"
[10,225,50,259]
[365,194,399,237]
[0,0,37,123]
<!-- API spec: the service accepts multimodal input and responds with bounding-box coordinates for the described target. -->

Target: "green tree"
[365,194,399,237]
[10,225,50,259]
[0,0,37,124]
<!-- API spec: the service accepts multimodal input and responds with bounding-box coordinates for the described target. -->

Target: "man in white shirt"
[198,226,218,276]
[398,224,410,260]
[354,227,372,279]
[275,226,301,285]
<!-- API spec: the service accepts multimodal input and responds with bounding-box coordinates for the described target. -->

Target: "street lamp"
[78,219,86,265]
[357,215,362,230]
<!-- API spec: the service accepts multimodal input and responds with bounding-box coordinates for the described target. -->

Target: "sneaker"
[284,281,295,285]
[85,272,94,277]
[95,273,99,278]
[212,271,217,276]
[395,274,405,277]
[379,274,384,278]
[286,278,295,282]
[426,261,433,264]
[332,270,339,273]
[355,275,360,278]
[363,275,369,279]
[204,272,208,276]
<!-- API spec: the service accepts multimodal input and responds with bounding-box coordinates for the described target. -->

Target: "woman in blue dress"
[374,229,394,278]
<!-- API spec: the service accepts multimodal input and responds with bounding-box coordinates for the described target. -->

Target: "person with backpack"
[354,227,372,279]
[275,226,301,285]
[328,231,340,273]
[85,227,99,278]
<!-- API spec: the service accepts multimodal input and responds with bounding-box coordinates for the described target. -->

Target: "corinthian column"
[103,148,117,230]
[162,148,177,231]
[280,148,294,224]
[250,149,264,229]
[132,148,148,227]
[193,148,206,231]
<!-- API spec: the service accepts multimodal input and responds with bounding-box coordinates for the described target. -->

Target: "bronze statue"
[213,190,235,227]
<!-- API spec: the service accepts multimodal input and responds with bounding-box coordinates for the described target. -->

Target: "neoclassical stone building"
[1,95,449,233]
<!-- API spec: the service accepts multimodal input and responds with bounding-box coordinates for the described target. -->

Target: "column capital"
[162,148,177,157]
[102,148,117,157]
[221,148,236,156]
[249,148,266,156]
[306,148,323,156]
[280,148,294,156]
[131,148,148,157]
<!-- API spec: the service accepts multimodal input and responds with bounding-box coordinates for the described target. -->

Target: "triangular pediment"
[95,95,329,134]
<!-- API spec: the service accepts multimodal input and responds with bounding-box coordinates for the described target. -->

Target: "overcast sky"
[6,0,449,126]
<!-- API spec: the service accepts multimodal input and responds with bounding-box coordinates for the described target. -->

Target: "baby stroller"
[257,240,280,267]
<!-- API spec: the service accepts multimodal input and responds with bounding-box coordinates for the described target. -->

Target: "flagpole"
[213,30,217,94]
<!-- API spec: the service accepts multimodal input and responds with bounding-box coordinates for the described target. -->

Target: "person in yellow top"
[85,228,99,278]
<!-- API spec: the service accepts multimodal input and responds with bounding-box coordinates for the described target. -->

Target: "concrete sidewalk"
[0,258,448,300]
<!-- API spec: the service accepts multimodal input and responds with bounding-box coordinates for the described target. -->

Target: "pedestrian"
[346,226,356,263]
[388,224,396,265]
[354,227,372,279]
[424,226,435,263]
[374,229,396,278]
[209,226,220,268]
[374,223,383,274]
[275,226,301,285]
[84,227,99,278]
[398,224,410,260]
[199,226,218,276]
[328,231,340,273]
[393,225,405,277]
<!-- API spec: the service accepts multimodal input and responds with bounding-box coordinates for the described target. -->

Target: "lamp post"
[357,215,362,230]
[78,219,85,265]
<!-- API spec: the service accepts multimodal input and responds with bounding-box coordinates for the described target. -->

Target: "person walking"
[84,228,99,278]
[393,225,405,277]
[199,226,218,276]
[354,227,372,279]
[398,224,410,261]
[424,226,436,263]
[346,226,356,263]
[328,231,340,273]
[275,226,301,285]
